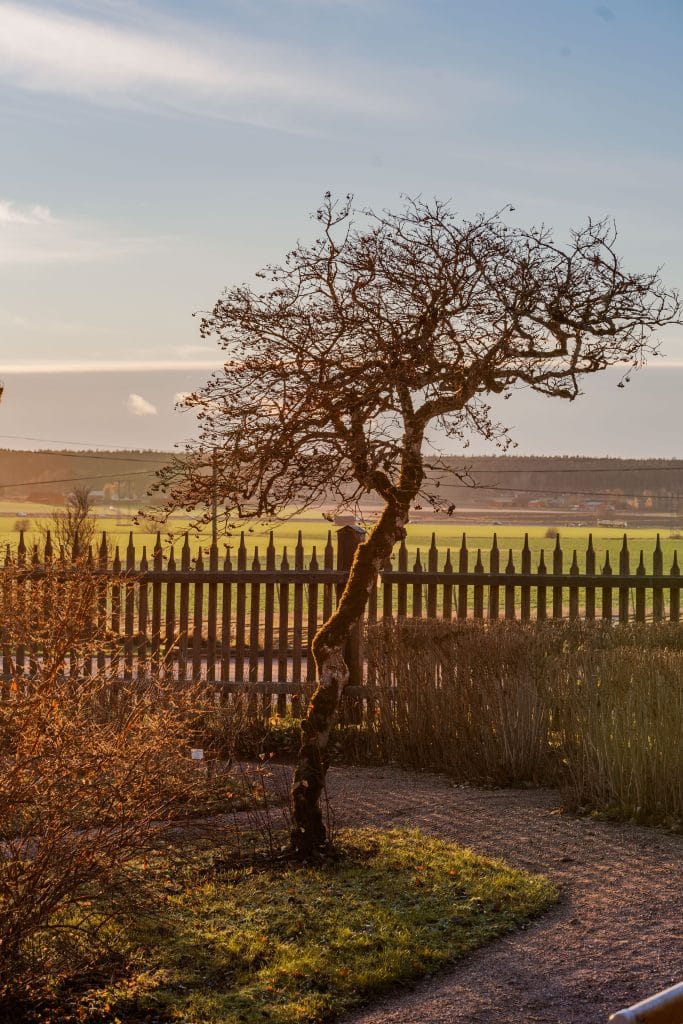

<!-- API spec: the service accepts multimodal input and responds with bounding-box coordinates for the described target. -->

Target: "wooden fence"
[3,526,683,703]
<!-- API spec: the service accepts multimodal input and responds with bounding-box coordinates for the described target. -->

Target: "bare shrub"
[40,486,97,559]
[0,555,265,1012]
[365,619,557,785]
[365,619,683,824]
[0,674,204,1005]
[554,645,683,823]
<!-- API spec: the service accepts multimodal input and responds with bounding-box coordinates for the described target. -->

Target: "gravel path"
[322,765,682,1024]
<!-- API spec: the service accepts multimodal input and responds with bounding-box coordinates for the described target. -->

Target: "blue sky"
[0,0,682,454]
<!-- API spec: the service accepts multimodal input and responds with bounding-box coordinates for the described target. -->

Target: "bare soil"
[324,765,682,1024]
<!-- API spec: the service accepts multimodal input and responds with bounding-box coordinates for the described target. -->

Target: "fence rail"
[3,526,683,699]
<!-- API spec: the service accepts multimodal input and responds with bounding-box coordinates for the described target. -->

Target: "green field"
[2,500,681,574]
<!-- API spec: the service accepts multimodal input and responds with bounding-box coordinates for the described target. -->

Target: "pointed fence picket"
[4,527,683,710]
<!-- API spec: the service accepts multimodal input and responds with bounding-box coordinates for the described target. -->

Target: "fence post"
[336,524,366,717]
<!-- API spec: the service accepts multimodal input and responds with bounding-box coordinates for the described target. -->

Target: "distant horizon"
[1,363,682,459]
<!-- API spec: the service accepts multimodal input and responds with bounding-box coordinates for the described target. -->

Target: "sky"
[1,0,682,456]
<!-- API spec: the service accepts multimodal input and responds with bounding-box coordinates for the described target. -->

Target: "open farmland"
[2,500,683,575]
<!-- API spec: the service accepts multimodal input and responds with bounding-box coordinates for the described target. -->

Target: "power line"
[4,434,683,474]
[0,448,167,464]
[0,432,172,452]
[466,467,683,475]
[0,469,159,490]
[451,464,683,475]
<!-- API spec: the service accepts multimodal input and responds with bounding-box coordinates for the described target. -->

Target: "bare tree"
[43,486,97,558]
[155,194,680,855]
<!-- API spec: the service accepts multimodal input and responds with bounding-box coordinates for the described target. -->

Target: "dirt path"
[322,765,682,1024]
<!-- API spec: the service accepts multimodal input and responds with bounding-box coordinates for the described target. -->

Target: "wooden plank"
[192,547,204,682]
[263,534,276,714]
[652,534,663,621]
[97,532,108,675]
[220,546,232,685]
[111,545,121,679]
[234,534,247,684]
[206,540,218,683]
[618,534,630,624]
[0,544,11,696]
[366,550,377,694]
[427,533,438,618]
[277,547,290,715]
[151,533,162,676]
[489,534,500,620]
[178,535,191,683]
[306,545,319,689]
[536,549,547,621]
[292,532,304,717]
[601,551,613,623]
[397,538,408,617]
[248,546,261,685]
[569,550,579,620]
[552,535,563,619]
[82,546,93,678]
[520,534,531,621]
[16,531,26,678]
[585,534,596,621]
[505,548,515,620]
[248,546,261,716]
[124,533,135,680]
[457,534,468,620]
[137,546,149,680]
[635,551,646,622]
[42,532,54,680]
[412,549,423,619]
[382,555,393,622]
[443,548,453,621]
[669,551,680,623]
[473,549,484,620]
[164,547,177,679]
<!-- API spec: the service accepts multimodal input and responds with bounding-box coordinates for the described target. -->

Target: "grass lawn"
[3,504,681,571]
[76,828,558,1024]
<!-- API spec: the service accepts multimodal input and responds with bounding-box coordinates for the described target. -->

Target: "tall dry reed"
[364,619,683,826]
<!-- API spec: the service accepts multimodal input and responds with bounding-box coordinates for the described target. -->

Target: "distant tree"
[43,486,97,558]
[155,194,680,855]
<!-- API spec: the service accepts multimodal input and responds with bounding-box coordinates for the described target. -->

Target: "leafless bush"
[366,619,683,824]
[0,674,204,1005]
[554,644,683,823]
[0,556,275,1012]
[39,486,97,560]
[366,619,557,785]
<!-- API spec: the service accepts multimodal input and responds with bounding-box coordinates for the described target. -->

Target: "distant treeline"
[0,449,171,503]
[2,449,683,510]
[435,456,683,508]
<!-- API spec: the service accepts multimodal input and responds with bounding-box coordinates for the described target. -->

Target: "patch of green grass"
[84,828,558,1024]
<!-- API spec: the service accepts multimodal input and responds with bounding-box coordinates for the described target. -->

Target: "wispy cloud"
[0,359,224,374]
[126,393,158,416]
[0,1,405,128]
[0,200,54,225]
[0,196,157,266]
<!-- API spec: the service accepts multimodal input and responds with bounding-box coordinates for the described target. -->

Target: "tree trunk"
[289,502,408,854]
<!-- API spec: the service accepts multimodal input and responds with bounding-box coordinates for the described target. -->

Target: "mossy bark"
[290,432,424,854]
